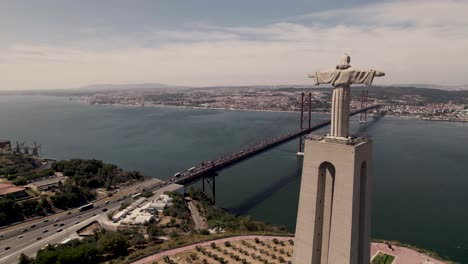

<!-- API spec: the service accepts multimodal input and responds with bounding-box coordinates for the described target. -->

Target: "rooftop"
[0,183,25,196]
[307,134,370,146]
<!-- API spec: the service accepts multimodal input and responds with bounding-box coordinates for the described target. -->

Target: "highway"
[0,178,170,264]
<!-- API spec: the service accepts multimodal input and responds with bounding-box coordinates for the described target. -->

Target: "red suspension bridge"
[153,92,383,203]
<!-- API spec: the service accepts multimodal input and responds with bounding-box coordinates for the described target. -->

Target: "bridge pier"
[202,172,218,204]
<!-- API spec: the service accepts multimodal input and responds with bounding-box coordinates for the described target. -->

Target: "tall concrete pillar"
[330,86,351,138]
[293,137,372,264]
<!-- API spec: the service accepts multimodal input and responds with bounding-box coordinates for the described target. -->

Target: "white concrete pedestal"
[292,137,372,264]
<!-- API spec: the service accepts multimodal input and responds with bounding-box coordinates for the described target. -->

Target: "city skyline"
[1,0,468,90]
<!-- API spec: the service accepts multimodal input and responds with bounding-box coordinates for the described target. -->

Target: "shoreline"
[79,100,468,124]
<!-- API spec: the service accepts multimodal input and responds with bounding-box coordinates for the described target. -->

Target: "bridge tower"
[359,90,369,123]
[297,92,312,156]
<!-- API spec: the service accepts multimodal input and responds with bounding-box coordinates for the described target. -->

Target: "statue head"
[336,54,351,70]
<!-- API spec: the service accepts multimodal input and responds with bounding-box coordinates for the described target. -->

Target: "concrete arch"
[312,162,336,264]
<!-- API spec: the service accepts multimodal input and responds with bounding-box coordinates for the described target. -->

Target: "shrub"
[199,229,210,235]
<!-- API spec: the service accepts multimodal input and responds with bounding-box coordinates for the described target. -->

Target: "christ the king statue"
[308,54,385,138]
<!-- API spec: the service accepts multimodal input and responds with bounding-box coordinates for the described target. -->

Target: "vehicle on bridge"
[78,203,94,212]
[188,167,196,172]
[174,172,181,178]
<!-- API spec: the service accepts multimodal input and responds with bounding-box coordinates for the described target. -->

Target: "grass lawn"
[25,189,37,197]
[372,252,396,264]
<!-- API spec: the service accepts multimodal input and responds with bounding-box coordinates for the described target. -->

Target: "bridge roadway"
[172,104,382,186]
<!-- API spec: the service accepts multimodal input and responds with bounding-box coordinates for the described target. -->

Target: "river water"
[0,95,467,262]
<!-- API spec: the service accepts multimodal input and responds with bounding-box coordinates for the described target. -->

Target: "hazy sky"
[1,0,467,90]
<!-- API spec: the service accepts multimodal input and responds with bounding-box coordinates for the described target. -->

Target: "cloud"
[1,0,468,90]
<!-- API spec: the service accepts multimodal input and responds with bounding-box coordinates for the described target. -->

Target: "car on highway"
[43,219,48,222]
[77,215,81,218]
[36,237,41,240]
[54,218,59,222]
[31,224,36,228]
[74,221,80,225]
[59,223,65,227]
[5,246,10,250]
[18,235,23,239]
[105,200,110,204]
[56,228,62,232]
[43,230,48,233]
[22,229,28,233]
[53,223,58,227]
[67,211,72,215]
[102,208,108,212]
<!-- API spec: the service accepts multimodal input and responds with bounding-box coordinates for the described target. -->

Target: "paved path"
[132,235,292,264]
[133,237,447,264]
[187,201,207,230]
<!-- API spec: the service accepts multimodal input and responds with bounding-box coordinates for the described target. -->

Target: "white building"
[147,194,174,212]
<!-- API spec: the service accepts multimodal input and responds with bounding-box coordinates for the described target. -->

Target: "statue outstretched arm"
[374,71,385,77]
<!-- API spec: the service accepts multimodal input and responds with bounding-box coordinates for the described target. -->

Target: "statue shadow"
[228,164,302,215]
[355,114,382,135]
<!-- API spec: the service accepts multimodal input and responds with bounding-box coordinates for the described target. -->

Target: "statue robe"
[313,68,376,87]
[312,67,375,138]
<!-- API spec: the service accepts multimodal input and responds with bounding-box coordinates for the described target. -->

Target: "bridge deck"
[171,104,382,185]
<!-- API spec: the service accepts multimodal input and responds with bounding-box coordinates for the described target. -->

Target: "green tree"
[147,223,165,238]
[40,196,52,211]
[97,231,129,257]
[20,199,43,217]
[35,249,58,264]
[18,253,32,264]
[13,176,27,185]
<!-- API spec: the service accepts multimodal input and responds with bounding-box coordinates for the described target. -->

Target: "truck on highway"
[78,203,94,212]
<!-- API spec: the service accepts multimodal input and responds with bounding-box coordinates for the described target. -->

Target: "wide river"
[1,96,467,262]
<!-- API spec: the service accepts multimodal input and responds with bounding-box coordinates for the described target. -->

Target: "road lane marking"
[0,215,100,263]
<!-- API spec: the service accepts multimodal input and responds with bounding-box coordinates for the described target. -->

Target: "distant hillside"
[0,83,190,96]
[1,84,467,105]
[391,84,468,91]
[75,82,189,91]
[357,86,468,104]
[276,86,468,105]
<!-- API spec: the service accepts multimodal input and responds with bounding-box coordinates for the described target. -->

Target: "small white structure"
[120,214,155,225]
[147,194,174,212]
[112,197,147,222]
[111,195,176,225]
